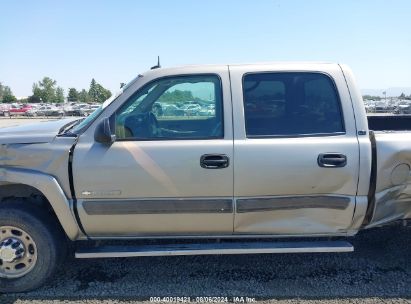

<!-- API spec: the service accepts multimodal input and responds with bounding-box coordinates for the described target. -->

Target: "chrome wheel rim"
[0,226,38,279]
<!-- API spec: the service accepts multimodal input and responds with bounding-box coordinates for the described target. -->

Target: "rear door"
[230,63,360,235]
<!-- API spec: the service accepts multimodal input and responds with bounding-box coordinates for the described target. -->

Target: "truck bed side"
[366,131,411,227]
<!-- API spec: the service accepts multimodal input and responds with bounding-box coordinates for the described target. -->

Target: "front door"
[73,70,234,237]
[230,64,360,235]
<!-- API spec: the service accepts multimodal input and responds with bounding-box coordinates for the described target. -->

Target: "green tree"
[88,78,112,103]
[0,82,16,103]
[54,87,65,103]
[2,94,17,103]
[67,88,79,102]
[158,90,196,103]
[88,79,98,102]
[96,84,112,102]
[32,77,57,103]
[78,89,90,103]
[362,95,381,101]
[27,95,41,103]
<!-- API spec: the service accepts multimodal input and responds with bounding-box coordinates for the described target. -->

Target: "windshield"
[68,74,144,134]
[70,90,123,134]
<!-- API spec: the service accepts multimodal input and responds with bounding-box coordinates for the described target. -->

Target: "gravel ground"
[0,117,67,128]
[0,225,410,303]
[1,118,410,303]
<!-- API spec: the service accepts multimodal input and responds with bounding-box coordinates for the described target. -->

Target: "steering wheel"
[148,112,159,137]
[124,112,159,138]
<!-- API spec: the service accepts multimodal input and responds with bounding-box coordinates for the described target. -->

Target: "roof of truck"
[139,61,340,79]
[156,61,335,69]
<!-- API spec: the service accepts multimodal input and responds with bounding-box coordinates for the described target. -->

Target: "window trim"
[115,73,225,142]
[241,71,346,139]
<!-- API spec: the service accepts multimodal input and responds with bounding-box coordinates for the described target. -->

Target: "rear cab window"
[242,72,345,137]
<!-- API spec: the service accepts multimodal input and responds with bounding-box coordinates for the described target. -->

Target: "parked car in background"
[61,103,76,115]
[65,103,89,116]
[26,105,64,117]
[162,104,185,116]
[394,102,411,114]
[9,104,32,116]
[84,104,100,116]
[0,104,11,116]
[198,105,215,116]
[183,103,202,116]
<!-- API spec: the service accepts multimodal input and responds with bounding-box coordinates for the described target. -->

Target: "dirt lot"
[0,225,410,303]
[0,117,62,128]
[0,118,410,304]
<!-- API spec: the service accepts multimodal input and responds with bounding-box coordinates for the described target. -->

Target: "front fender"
[0,167,80,240]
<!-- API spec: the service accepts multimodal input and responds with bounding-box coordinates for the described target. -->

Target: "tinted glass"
[115,75,223,140]
[243,72,344,137]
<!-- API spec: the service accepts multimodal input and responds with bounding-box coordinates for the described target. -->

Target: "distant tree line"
[0,77,112,104]
[363,93,411,101]
[67,79,112,104]
[399,93,411,100]
[158,90,201,103]
[2,79,411,104]
[362,95,382,101]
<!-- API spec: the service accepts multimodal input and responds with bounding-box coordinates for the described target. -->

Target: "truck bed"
[365,116,411,227]
[367,115,411,131]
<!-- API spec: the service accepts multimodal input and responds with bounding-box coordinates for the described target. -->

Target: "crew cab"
[1,62,410,292]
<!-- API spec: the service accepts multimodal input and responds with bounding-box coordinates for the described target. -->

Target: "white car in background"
[26,105,64,117]
[0,104,11,116]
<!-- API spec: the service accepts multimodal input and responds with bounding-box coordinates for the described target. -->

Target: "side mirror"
[94,116,116,144]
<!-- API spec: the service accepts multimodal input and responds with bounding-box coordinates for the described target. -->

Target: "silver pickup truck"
[1,62,410,292]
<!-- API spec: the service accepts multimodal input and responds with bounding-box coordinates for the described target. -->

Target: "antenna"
[151,56,161,70]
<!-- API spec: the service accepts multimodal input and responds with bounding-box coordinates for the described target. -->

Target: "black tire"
[0,201,68,293]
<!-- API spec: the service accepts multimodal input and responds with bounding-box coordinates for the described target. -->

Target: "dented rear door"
[230,63,360,235]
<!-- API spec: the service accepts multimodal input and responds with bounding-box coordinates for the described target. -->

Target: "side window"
[115,75,223,140]
[243,72,344,137]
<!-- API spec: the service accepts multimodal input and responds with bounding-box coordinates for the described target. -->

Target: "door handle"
[200,154,229,169]
[318,153,347,168]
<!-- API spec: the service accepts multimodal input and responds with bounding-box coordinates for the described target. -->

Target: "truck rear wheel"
[0,202,67,293]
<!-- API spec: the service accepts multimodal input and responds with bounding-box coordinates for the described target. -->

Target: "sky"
[1,0,410,98]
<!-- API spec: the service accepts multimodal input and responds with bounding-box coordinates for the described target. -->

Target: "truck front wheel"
[0,202,67,293]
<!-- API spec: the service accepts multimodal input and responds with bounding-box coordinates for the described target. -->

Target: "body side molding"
[236,195,351,213]
[83,199,233,215]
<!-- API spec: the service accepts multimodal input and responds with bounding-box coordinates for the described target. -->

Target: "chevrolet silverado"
[1,62,410,292]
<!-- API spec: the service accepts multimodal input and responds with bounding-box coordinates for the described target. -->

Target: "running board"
[75,241,353,258]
